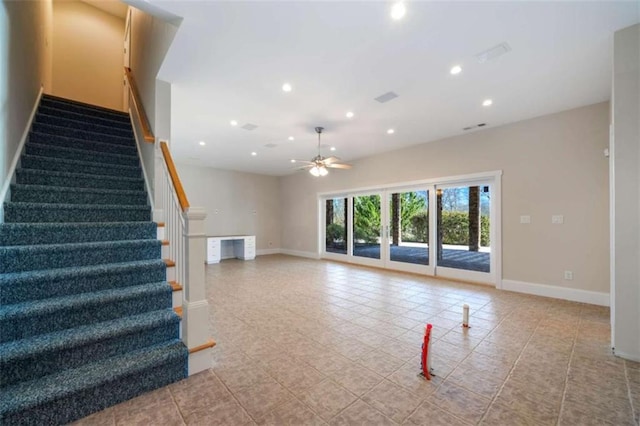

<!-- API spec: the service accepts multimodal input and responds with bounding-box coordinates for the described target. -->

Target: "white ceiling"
[148,1,638,176]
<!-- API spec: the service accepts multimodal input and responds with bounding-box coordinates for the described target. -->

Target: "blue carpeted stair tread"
[32,122,135,146]
[1,309,178,360]
[0,259,166,304]
[0,94,187,424]
[21,154,142,178]
[0,222,156,246]
[0,282,172,342]
[0,239,161,273]
[35,113,134,138]
[16,168,145,191]
[40,95,131,122]
[26,142,139,167]
[37,105,133,130]
[10,184,148,206]
[29,131,138,156]
[4,202,151,223]
[0,340,187,425]
[0,309,180,387]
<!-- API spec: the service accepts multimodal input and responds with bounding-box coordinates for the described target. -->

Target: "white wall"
[611,24,639,361]
[280,102,610,296]
[176,163,281,252]
[0,0,52,200]
[51,0,124,110]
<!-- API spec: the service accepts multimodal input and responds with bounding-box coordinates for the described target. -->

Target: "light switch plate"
[552,215,564,224]
[520,215,531,224]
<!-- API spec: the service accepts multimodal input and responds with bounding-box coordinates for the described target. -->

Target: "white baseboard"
[502,279,609,306]
[613,349,640,362]
[257,248,281,256]
[0,87,44,221]
[280,249,320,260]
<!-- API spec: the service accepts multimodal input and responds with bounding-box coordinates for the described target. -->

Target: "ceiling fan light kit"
[293,126,353,177]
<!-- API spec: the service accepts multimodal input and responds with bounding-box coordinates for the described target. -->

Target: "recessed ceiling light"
[391,2,406,20]
[282,83,292,92]
[288,136,295,141]
[290,159,296,163]
[387,129,395,134]
[346,111,354,118]
[482,99,493,107]
[450,65,462,75]
[199,141,205,146]
[230,120,238,126]
[330,147,336,151]
[251,152,257,156]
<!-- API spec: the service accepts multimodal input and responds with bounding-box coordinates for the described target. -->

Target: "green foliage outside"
[329,191,490,247]
[353,195,381,243]
[326,222,346,245]
[407,211,490,246]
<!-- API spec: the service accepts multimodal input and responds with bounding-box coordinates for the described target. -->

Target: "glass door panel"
[387,190,429,266]
[325,198,348,255]
[353,194,382,260]
[436,185,491,273]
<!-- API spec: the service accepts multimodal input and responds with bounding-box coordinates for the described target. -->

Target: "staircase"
[0,95,188,425]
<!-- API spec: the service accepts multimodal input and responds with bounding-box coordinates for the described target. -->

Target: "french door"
[321,173,500,286]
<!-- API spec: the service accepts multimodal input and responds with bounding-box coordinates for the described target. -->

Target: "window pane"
[389,190,429,265]
[325,198,347,254]
[437,186,490,272]
[353,194,381,259]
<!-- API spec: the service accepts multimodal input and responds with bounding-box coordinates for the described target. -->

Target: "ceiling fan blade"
[327,163,352,169]
[322,156,341,165]
[295,164,313,171]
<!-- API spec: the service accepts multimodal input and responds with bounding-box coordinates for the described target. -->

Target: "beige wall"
[176,163,282,252]
[280,102,610,294]
[129,6,178,133]
[1,0,52,204]
[128,7,178,202]
[611,24,639,360]
[51,0,124,110]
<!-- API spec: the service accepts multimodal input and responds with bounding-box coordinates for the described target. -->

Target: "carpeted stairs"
[0,95,188,425]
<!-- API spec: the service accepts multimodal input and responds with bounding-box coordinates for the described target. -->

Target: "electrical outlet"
[520,215,531,224]
[552,215,564,224]
[564,270,573,280]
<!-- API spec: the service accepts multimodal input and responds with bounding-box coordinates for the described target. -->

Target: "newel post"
[182,206,213,375]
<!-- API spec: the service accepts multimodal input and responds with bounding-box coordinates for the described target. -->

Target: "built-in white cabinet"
[206,235,256,264]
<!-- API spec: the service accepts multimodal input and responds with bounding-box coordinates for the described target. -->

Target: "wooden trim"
[156,222,165,227]
[162,239,170,246]
[169,281,182,291]
[124,67,154,143]
[160,141,190,211]
[164,259,176,267]
[173,306,182,318]
[189,338,216,353]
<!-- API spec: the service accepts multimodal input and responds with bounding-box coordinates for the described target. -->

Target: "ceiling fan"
[294,127,352,177]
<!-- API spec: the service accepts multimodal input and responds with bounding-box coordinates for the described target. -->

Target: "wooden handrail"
[160,141,190,211]
[124,67,154,143]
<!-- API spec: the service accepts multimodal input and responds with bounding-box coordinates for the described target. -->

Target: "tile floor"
[76,255,639,425]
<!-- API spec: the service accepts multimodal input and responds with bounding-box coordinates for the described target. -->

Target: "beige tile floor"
[76,255,639,425]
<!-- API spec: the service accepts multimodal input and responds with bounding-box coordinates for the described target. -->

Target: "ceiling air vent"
[241,123,258,131]
[264,143,277,148]
[475,43,511,63]
[374,91,399,103]
[463,123,487,131]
